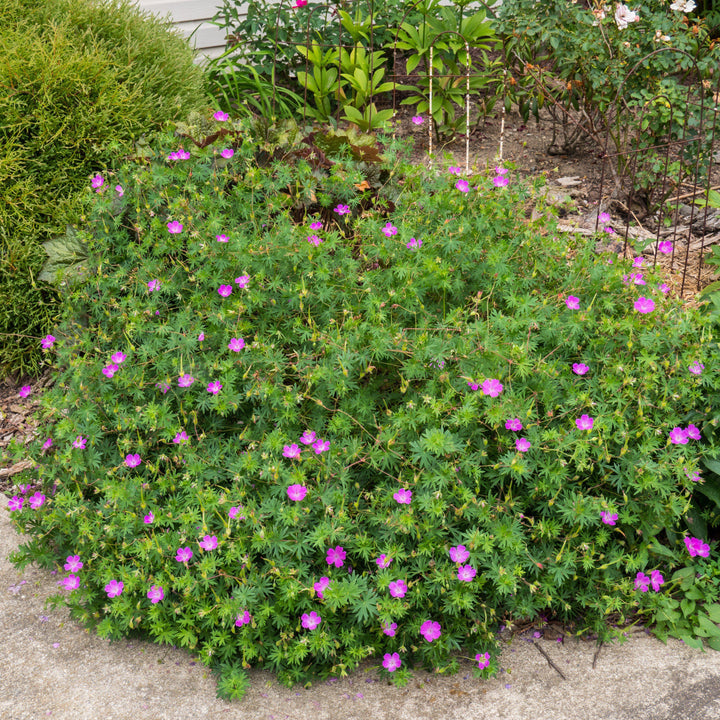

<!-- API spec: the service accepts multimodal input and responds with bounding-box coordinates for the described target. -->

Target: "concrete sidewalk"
[2,499,720,720]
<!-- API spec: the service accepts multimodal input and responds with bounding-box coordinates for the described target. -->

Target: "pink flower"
[634,297,655,314]
[659,283,669,295]
[29,492,45,510]
[376,554,393,569]
[235,610,252,626]
[214,110,229,121]
[476,652,491,669]
[686,423,701,441]
[334,204,350,215]
[406,238,422,249]
[91,174,104,191]
[125,453,141,468]
[42,437,53,450]
[105,580,124,598]
[220,148,234,159]
[167,221,183,234]
[566,296,580,310]
[229,506,245,520]
[173,430,189,444]
[207,380,222,394]
[41,335,56,349]
[218,284,232,297]
[147,585,164,603]
[235,275,250,288]
[505,418,523,431]
[306,235,322,246]
[216,234,229,243]
[312,439,330,454]
[382,222,398,237]
[314,576,330,598]
[326,546,346,567]
[658,241,673,254]
[600,511,618,526]
[457,564,476,582]
[287,484,307,501]
[178,374,194,388]
[669,427,688,445]
[228,337,245,352]
[148,279,160,291]
[449,545,469,563]
[689,361,704,375]
[411,116,424,125]
[7,495,23,511]
[684,536,710,558]
[111,351,126,364]
[650,569,664,591]
[143,512,154,524]
[62,574,80,591]
[300,430,317,445]
[199,535,218,551]
[572,363,589,375]
[449,166,462,175]
[420,620,442,642]
[467,381,479,391]
[301,611,321,629]
[64,555,83,573]
[73,435,87,449]
[175,547,193,563]
[493,175,509,187]
[388,579,407,598]
[17,385,32,399]
[482,378,503,397]
[634,571,650,592]
[115,185,124,197]
[576,414,594,431]
[283,444,301,459]
[685,468,702,483]
[102,363,118,379]
[393,488,412,504]
[382,622,398,637]
[383,652,402,672]
[310,221,323,230]
[598,212,611,224]
[455,179,470,192]
[198,333,205,342]
[515,437,531,452]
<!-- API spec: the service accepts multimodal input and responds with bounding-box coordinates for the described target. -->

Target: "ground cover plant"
[5,114,720,699]
[0,0,208,377]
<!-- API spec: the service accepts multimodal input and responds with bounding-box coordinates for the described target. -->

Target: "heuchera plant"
[6,115,720,699]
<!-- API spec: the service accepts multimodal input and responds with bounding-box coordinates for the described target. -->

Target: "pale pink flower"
[449,545,469,563]
[228,337,245,352]
[125,453,141,468]
[411,116,424,125]
[175,547,193,563]
[29,492,45,510]
[420,620,441,642]
[457,564,476,582]
[516,437,531,452]
[287,484,307,501]
[634,297,655,314]
[376,554,393,569]
[455,179,470,193]
[388,579,407,598]
[300,430,317,445]
[505,418,522,431]
[235,275,250,288]
[383,652,402,672]
[482,379,503,397]
[301,611,321,629]
[64,555,83,572]
[207,380,222,394]
[314,576,330,598]
[199,535,218,551]
[147,585,164,603]
[178,374,194,388]
[105,580,124,598]
[382,622,398,637]
[283,444,301,459]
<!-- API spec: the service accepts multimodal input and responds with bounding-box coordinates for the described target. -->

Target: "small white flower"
[614,3,640,30]
[670,0,695,12]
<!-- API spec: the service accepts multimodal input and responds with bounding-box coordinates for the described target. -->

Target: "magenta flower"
[634,297,655,314]
[457,564,477,582]
[455,179,470,193]
[91,173,104,191]
[73,435,87,449]
[476,652,491,669]
[573,363,589,375]
[685,536,710,558]
[178,374,194,388]
[287,484,307,501]
[635,571,650,592]
[310,221,323,230]
[220,148,234,159]
[143,512,154,524]
[658,241,673,254]
[449,545,469,563]
[229,506,245,520]
[199,535,218,551]
[689,361,704,375]
[235,610,252,626]
[566,296,580,310]
[326,546,346,567]
[515,437,531,452]
[505,418,523,431]
[598,212,611,224]
[334,204,350,215]
[198,333,205,342]
[382,222,398,237]
[214,110,229,121]
[449,166,462,175]
[216,234,229,243]
[383,652,402,672]
[406,238,422,249]
[600,511,618,526]
[659,283,669,295]
[685,468,702,483]
[493,175,509,187]
[105,580,124,598]
[283,444,301,459]
[235,275,250,288]
[228,337,245,352]
[167,221,183,234]
[393,488,412,504]
[18,385,31,398]
[218,285,232,297]
[467,380,479,391]
[43,437,53,450]
[111,351,126,364]
[175,547,193,563]
[650,569,664,592]
[125,453,141,468]
[41,335,56,349]
[147,585,164,603]
[388,579,408,598]
[102,363,118,379]
[686,424,701,441]
[207,381,222,395]
[62,575,80,591]
[301,611,321,630]
[307,234,322,246]
[300,430,317,445]
[64,555,83,573]
[115,185,124,197]
[7,495,23,511]
[157,381,170,393]
[148,279,160,291]
[482,378,503,397]
[411,115,424,125]
[376,554,393,569]
[669,427,689,445]
[382,621,398,637]
[312,438,330,454]
[173,430,189,444]
[314,576,330,598]
[495,166,508,175]
[29,492,45,510]
[420,620,441,642]
[576,414,594,431]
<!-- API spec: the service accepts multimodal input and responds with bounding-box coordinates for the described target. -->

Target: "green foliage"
[7,118,720,699]
[0,0,208,376]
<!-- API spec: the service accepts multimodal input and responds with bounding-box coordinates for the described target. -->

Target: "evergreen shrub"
[6,117,720,698]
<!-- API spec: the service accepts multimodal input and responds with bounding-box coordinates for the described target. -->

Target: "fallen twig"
[592,641,603,669]
[532,641,567,680]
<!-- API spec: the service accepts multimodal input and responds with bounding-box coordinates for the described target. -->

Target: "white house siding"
[134,0,229,61]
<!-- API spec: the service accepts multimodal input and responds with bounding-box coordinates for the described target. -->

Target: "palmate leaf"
[39,225,89,284]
